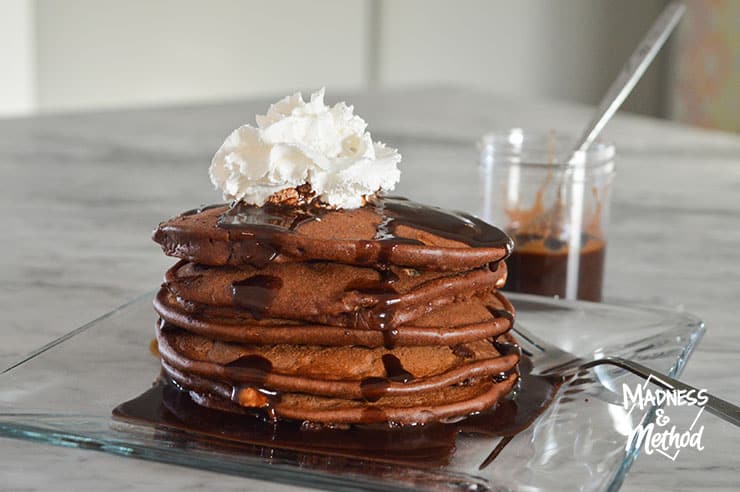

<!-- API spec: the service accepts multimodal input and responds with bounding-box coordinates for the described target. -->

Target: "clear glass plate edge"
[0,419,449,492]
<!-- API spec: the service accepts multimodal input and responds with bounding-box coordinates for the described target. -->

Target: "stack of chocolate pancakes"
[152,196,519,426]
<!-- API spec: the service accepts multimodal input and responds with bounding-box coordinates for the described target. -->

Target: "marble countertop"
[1,87,739,491]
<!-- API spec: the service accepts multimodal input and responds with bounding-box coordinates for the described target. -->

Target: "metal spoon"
[562,1,686,299]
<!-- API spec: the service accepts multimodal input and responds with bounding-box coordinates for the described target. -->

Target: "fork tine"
[539,359,583,376]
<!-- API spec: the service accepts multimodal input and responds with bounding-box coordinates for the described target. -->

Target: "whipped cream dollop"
[209,88,401,209]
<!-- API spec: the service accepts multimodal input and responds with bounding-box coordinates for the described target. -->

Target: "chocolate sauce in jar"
[505,235,606,302]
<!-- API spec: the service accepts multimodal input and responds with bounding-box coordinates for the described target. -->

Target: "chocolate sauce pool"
[113,355,560,470]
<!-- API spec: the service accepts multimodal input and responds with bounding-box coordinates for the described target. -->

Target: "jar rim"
[478,128,615,168]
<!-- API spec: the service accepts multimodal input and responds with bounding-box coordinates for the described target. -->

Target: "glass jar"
[478,129,616,301]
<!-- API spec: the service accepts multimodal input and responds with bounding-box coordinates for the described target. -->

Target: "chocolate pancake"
[163,259,507,329]
[152,197,512,271]
[154,288,515,347]
[157,323,519,401]
[163,361,519,425]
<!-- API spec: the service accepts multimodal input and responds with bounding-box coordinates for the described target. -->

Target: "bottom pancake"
[163,361,518,425]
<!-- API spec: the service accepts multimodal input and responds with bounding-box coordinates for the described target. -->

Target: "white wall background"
[35,0,369,111]
[0,0,36,115]
[378,0,668,116]
[1,0,668,117]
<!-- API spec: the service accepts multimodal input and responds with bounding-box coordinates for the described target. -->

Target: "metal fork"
[512,323,740,427]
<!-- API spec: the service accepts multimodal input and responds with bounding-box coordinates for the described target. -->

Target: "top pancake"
[152,197,512,271]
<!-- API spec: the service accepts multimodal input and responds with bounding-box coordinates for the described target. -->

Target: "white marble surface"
[1,87,739,491]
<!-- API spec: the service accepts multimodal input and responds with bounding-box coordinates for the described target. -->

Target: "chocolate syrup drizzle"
[217,202,315,268]
[231,275,283,319]
[224,354,273,384]
[488,309,524,378]
[359,354,416,403]
[382,354,414,383]
[219,201,322,231]
[372,197,512,250]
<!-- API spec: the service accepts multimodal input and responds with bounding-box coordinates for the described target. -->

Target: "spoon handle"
[573,1,686,155]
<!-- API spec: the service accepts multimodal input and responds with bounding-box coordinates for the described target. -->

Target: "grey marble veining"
[1,87,739,491]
